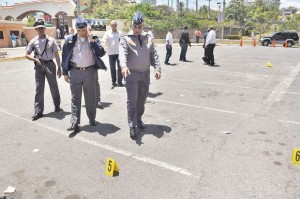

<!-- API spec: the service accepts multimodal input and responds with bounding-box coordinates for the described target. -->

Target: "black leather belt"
[73,65,95,71]
[43,59,53,63]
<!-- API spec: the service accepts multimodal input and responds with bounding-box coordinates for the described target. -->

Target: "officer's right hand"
[122,67,131,78]
[35,58,41,66]
[64,75,70,83]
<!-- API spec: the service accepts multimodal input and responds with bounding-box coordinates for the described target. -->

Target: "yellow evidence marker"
[292,148,300,165]
[266,62,272,67]
[105,157,119,177]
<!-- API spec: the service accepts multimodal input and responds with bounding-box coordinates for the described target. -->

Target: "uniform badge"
[68,40,72,44]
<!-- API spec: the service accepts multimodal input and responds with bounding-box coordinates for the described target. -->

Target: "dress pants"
[34,60,60,114]
[70,66,96,125]
[109,54,123,85]
[125,70,150,128]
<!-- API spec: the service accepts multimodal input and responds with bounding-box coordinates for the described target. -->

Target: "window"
[10,31,19,37]
[0,31,3,39]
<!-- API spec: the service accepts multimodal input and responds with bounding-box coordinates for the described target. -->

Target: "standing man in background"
[148,27,154,40]
[26,21,61,121]
[119,12,161,139]
[194,28,201,44]
[204,26,216,66]
[10,33,17,48]
[179,26,191,62]
[62,16,106,132]
[164,28,173,65]
[103,20,123,89]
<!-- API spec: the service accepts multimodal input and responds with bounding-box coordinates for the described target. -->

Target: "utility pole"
[196,0,198,12]
[171,0,173,9]
[77,0,81,16]
[208,0,211,19]
[221,0,225,39]
[186,0,188,10]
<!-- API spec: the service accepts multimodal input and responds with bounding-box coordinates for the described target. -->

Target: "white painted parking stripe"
[0,108,200,179]
[104,91,252,117]
[163,78,272,92]
[263,62,300,105]
[180,68,286,79]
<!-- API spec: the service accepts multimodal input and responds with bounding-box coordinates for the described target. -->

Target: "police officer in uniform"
[26,21,61,121]
[119,12,161,139]
[62,16,106,132]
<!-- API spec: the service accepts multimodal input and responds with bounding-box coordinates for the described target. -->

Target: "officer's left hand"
[87,25,93,41]
[57,70,61,78]
[155,72,161,80]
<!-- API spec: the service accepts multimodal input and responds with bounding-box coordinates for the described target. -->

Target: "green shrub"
[226,35,241,40]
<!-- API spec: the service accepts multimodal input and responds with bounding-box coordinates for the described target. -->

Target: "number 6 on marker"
[291,148,300,165]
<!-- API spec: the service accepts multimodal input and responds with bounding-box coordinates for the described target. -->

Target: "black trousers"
[109,54,122,85]
[207,44,215,65]
[179,44,188,61]
[165,45,172,64]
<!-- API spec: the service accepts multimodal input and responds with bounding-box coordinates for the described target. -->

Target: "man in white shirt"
[148,27,154,40]
[164,28,173,65]
[103,20,123,88]
[204,26,216,66]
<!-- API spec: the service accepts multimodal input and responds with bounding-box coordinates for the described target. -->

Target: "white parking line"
[263,62,300,105]
[162,78,272,92]
[104,91,252,117]
[0,108,200,179]
[181,68,286,79]
[2,69,28,74]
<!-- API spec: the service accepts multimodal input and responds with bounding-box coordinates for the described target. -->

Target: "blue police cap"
[132,12,144,25]
[76,15,87,29]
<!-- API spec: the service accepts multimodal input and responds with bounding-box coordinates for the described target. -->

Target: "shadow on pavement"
[148,92,163,98]
[82,122,121,136]
[134,124,172,146]
[83,102,113,109]
[43,109,71,120]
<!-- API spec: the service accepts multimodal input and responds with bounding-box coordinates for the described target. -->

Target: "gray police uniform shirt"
[119,31,161,73]
[71,37,96,68]
[27,35,59,61]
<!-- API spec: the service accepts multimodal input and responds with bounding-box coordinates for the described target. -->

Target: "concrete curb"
[0,56,26,62]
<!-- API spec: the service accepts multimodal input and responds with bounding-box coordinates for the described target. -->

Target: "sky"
[1,0,300,9]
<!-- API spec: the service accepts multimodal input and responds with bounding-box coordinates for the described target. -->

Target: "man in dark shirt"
[179,26,191,62]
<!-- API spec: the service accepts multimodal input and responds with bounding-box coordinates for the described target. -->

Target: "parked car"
[259,31,299,47]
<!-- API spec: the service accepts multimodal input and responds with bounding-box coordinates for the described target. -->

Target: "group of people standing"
[10,32,28,48]
[164,25,216,66]
[25,12,216,140]
[25,12,161,140]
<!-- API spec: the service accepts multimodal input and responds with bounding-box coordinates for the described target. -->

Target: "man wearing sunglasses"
[26,21,61,121]
[119,12,161,139]
[61,16,106,133]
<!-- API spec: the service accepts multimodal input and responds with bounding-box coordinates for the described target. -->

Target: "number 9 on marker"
[291,148,300,165]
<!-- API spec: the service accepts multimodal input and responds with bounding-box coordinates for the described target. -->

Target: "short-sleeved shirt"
[166,32,173,45]
[71,37,95,68]
[27,35,59,61]
[102,30,122,55]
[11,35,17,41]
[195,30,201,37]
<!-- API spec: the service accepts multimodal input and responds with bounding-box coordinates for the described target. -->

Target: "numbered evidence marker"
[105,157,119,177]
[291,148,300,165]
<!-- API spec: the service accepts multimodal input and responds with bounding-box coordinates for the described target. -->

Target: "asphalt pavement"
[0,45,299,199]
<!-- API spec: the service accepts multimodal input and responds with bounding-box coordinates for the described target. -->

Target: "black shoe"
[54,106,61,112]
[210,64,215,66]
[130,127,137,139]
[118,82,124,87]
[67,124,79,132]
[32,113,43,121]
[164,62,170,65]
[90,120,97,126]
[137,121,145,129]
[97,102,104,109]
